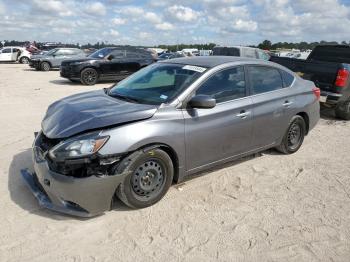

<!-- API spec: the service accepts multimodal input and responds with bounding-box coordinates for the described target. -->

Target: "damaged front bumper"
[21,133,129,217]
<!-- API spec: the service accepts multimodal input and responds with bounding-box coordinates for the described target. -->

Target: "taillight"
[312,87,320,100]
[335,68,349,87]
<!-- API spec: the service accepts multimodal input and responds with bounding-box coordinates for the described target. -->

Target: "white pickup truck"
[0,47,32,63]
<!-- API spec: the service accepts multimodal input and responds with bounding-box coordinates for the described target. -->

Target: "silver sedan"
[22,56,320,217]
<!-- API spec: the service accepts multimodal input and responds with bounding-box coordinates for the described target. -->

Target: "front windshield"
[89,48,114,59]
[109,63,207,105]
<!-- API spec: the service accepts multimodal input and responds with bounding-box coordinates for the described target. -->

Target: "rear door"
[124,51,142,75]
[247,65,295,148]
[183,66,254,171]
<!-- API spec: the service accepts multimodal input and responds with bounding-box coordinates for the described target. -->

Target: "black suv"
[60,47,155,85]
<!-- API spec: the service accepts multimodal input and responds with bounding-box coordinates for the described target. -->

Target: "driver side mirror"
[107,55,114,61]
[188,95,216,109]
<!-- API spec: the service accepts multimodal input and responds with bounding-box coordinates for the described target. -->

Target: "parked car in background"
[199,50,213,56]
[17,47,32,64]
[182,48,199,56]
[0,47,19,62]
[213,46,270,61]
[157,52,186,61]
[22,56,319,217]
[0,46,32,63]
[271,45,350,119]
[60,47,154,85]
[29,48,86,71]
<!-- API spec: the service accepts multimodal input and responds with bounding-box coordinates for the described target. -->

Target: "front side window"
[89,48,115,59]
[196,66,246,103]
[109,63,206,105]
[126,51,139,58]
[248,66,283,94]
[110,50,125,59]
[54,49,66,56]
[1,48,12,54]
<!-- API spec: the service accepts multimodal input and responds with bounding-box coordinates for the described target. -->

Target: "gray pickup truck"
[29,48,86,71]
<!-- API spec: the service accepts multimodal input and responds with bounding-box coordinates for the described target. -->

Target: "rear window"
[213,47,240,56]
[309,46,350,63]
[248,66,283,94]
[281,70,295,87]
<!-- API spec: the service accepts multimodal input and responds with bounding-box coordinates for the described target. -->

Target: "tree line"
[257,40,350,51]
[1,40,349,51]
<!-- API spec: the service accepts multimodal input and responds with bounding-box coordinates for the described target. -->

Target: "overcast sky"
[1,0,350,46]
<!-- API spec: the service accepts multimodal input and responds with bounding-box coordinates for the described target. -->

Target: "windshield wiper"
[108,92,141,103]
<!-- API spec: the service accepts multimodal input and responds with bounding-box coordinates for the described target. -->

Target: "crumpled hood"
[42,90,158,139]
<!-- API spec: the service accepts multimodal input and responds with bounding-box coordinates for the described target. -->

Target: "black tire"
[20,57,29,64]
[80,68,98,85]
[117,148,174,209]
[40,62,50,71]
[335,100,350,120]
[276,115,306,154]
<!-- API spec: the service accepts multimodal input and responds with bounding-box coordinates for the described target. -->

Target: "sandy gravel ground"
[0,63,350,262]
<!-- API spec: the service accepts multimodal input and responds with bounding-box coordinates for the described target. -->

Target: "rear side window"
[196,66,246,103]
[213,47,240,56]
[257,50,270,61]
[242,48,257,58]
[248,66,283,94]
[281,70,295,87]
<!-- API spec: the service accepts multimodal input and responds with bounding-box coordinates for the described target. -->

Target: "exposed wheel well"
[80,67,100,78]
[41,61,51,67]
[296,112,309,135]
[138,143,180,184]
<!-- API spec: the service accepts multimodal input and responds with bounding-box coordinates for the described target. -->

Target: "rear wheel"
[40,62,50,71]
[117,148,174,209]
[276,115,306,154]
[80,68,98,85]
[335,100,350,120]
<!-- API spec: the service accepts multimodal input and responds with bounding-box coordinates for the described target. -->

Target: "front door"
[0,48,13,61]
[100,50,126,79]
[183,66,254,171]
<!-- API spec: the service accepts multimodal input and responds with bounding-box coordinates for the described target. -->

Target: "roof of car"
[161,56,260,68]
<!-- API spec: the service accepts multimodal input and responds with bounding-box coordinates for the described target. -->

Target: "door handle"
[283,101,293,107]
[236,110,251,118]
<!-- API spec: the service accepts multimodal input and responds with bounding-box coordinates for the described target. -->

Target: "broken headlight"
[49,133,109,162]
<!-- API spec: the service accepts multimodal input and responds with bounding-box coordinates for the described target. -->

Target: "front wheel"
[335,100,350,120]
[80,68,98,85]
[117,148,174,209]
[40,62,50,71]
[276,115,306,154]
